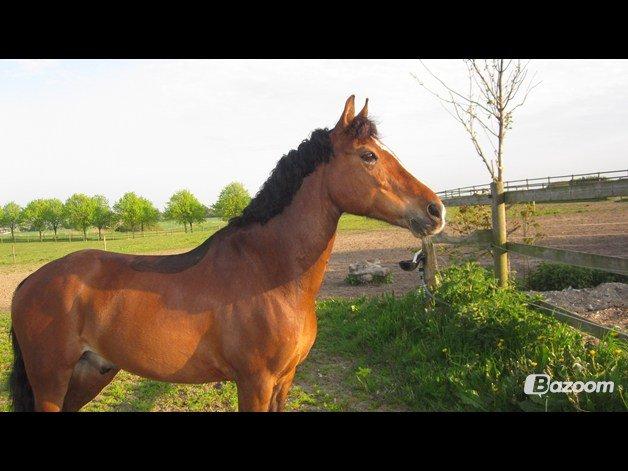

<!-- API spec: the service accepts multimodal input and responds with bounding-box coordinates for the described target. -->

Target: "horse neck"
[246,164,341,281]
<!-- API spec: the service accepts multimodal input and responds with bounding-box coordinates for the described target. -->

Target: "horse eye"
[360,151,377,164]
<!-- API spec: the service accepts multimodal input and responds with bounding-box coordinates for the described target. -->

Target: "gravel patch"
[528,282,628,331]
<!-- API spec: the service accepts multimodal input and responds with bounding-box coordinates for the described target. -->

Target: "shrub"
[345,273,393,286]
[526,262,626,291]
[317,263,627,411]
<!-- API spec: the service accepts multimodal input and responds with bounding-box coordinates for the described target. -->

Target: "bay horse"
[9,95,445,412]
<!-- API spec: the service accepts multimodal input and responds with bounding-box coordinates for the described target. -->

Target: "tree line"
[0,182,252,242]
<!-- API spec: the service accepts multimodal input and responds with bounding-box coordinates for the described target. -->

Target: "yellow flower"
[615,349,622,355]
[589,350,596,356]
[530,361,537,367]
[350,305,358,313]
[442,348,448,353]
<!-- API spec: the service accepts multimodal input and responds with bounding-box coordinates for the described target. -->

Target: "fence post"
[421,237,438,290]
[491,180,509,287]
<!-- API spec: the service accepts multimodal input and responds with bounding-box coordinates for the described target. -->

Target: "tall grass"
[316,263,627,411]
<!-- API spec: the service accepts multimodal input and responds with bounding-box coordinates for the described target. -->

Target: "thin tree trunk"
[39,230,43,242]
[190,222,193,233]
[83,228,87,241]
[53,226,58,242]
[11,227,15,243]
[98,227,102,241]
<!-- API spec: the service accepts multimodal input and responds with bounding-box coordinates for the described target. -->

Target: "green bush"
[526,262,626,291]
[345,273,393,286]
[317,263,627,411]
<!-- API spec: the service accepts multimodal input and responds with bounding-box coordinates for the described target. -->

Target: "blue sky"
[1,59,626,210]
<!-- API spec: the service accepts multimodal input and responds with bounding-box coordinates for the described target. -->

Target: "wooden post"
[421,237,438,290]
[491,180,509,287]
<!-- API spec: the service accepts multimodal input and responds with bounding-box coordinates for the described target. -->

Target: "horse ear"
[336,95,355,128]
[357,98,368,118]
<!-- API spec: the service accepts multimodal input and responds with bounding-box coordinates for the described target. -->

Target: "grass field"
[1,263,625,412]
[0,215,391,269]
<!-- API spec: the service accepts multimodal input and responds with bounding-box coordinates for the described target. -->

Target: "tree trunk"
[11,227,15,243]
[184,222,188,233]
[83,228,87,241]
[491,181,509,287]
[98,227,102,241]
[53,226,58,242]
[39,231,43,242]
[190,222,193,233]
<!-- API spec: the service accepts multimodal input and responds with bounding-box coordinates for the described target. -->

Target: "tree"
[113,192,143,238]
[64,193,96,241]
[413,60,540,182]
[22,199,48,241]
[0,202,23,242]
[92,195,116,240]
[165,189,206,233]
[138,197,159,233]
[211,182,251,221]
[43,198,65,241]
[413,59,540,287]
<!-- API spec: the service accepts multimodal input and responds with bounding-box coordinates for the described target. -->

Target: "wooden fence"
[427,169,628,340]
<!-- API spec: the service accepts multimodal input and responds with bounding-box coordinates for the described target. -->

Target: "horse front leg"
[236,374,275,412]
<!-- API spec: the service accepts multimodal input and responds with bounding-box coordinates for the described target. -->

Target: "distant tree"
[43,198,65,241]
[22,199,49,241]
[114,192,143,238]
[138,197,159,233]
[165,190,206,233]
[0,202,24,242]
[64,193,96,241]
[92,195,116,240]
[211,182,251,221]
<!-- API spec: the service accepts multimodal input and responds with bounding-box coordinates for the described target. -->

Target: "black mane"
[228,128,334,227]
[130,118,378,273]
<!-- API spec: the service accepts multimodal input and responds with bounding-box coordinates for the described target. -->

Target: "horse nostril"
[427,202,441,220]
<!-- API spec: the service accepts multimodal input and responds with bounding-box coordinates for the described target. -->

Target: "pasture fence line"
[0,222,226,245]
[427,168,628,339]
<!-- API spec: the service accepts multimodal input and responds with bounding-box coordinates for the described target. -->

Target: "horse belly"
[82,296,231,384]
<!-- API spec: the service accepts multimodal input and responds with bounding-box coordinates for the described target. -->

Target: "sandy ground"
[1,202,626,328]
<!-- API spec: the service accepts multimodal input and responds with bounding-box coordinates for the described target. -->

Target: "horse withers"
[10,95,444,412]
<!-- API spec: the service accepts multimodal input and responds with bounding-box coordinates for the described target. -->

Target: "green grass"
[524,262,627,291]
[0,215,389,269]
[345,272,394,286]
[336,214,392,231]
[1,264,626,411]
[315,263,627,411]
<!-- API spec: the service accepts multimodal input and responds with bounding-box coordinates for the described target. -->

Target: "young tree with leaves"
[138,197,159,233]
[165,189,206,233]
[43,198,65,241]
[22,199,49,241]
[211,182,251,221]
[0,202,23,242]
[64,193,96,241]
[113,192,143,238]
[92,195,116,240]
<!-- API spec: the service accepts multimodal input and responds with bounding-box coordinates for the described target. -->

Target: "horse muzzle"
[407,215,444,237]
